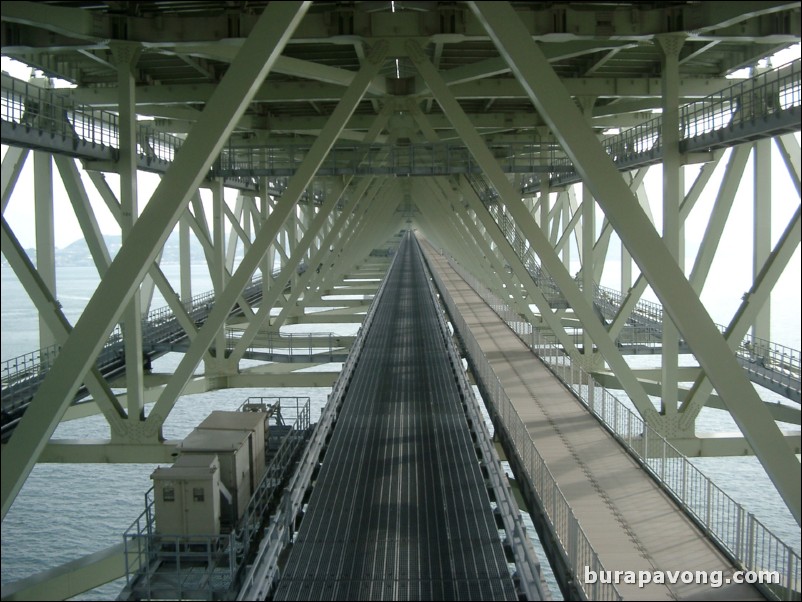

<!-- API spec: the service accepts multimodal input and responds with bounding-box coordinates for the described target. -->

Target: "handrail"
[448,255,800,601]
[5,61,798,183]
[1,275,266,415]
[236,235,402,601]
[466,173,800,400]
[225,329,346,361]
[425,244,622,601]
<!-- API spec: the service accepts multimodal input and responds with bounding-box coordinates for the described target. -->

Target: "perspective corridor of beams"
[0,0,800,595]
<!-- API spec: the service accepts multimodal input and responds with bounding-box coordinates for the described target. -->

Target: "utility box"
[197,411,267,486]
[151,454,221,537]
[177,428,254,524]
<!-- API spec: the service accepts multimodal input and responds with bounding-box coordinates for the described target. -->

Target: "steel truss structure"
[1,1,800,599]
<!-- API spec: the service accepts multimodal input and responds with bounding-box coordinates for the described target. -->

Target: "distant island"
[4,232,235,268]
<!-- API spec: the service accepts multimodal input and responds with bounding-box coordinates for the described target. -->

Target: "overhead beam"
[144,41,388,429]
[470,0,800,523]
[0,0,311,520]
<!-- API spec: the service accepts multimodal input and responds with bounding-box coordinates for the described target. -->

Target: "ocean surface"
[1,259,800,600]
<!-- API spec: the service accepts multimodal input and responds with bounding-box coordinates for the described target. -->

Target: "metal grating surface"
[273,236,517,601]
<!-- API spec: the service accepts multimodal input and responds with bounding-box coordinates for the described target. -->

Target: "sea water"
[1,261,799,600]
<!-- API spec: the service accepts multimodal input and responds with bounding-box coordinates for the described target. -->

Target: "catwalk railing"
[469,176,800,402]
[425,249,622,602]
[224,329,349,363]
[447,255,800,601]
[1,276,265,424]
[3,60,799,183]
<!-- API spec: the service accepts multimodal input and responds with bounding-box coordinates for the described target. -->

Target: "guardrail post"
[746,512,755,571]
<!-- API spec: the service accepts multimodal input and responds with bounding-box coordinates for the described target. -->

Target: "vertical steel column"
[180,219,192,303]
[561,192,571,268]
[259,182,275,293]
[582,180,594,356]
[33,152,56,350]
[1,0,311,520]
[753,139,772,344]
[210,179,227,366]
[469,0,799,522]
[540,138,551,234]
[112,41,145,420]
[144,41,387,427]
[657,33,685,418]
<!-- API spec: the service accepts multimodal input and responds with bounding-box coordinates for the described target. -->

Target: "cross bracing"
[1,1,800,599]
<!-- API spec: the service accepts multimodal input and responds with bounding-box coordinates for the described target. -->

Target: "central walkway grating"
[273,235,518,601]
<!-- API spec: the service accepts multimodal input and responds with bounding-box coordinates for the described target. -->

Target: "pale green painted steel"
[679,207,802,425]
[210,179,228,370]
[224,193,246,272]
[420,178,515,311]
[753,139,772,344]
[553,193,581,259]
[179,218,191,302]
[582,183,594,355]
[1,146,27,213]
[0,0,311,520]
[309,180,392,297]
[775,134,801,194]
[592,168,648,283]
[607,157,721,340]
[689,145,751,292]
[55,156,112,276]
[247,103,392,337]
[423,178,546,330]
[228,179,350,362]
[409,37,658,421]
[658,33,685,418]
[0,543,133,601]
[469,0,800,522]
[112,42,146,422]
[310,182,401,299]
[456,177,582,359]
[0,218,127,431]
[143,43,386,430]
[268,180,370,331]
[33,152,56,351]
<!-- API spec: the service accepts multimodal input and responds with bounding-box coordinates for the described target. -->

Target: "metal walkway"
[467,175,801,403]
[422,241,786,601]
[272,235,522,601]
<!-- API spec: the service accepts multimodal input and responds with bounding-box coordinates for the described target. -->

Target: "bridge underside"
[1,1,800,600]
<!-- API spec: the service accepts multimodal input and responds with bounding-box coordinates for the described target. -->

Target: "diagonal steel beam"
[470,0,800,522]
[82,168,212,363]
[775,133,801,195]
[407,38,657,422]
[456,178,582,358]
[679,207,801,424]
[431,178,559,333]
[1,219,127,430]
[228,179,351,363]
[144,42,387,428]
[0,1,311,520]
[689,145,750,292]
[2,147,28,214]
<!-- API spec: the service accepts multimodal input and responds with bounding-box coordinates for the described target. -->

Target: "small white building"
[177,428,255,524]
[151,454,221,537]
